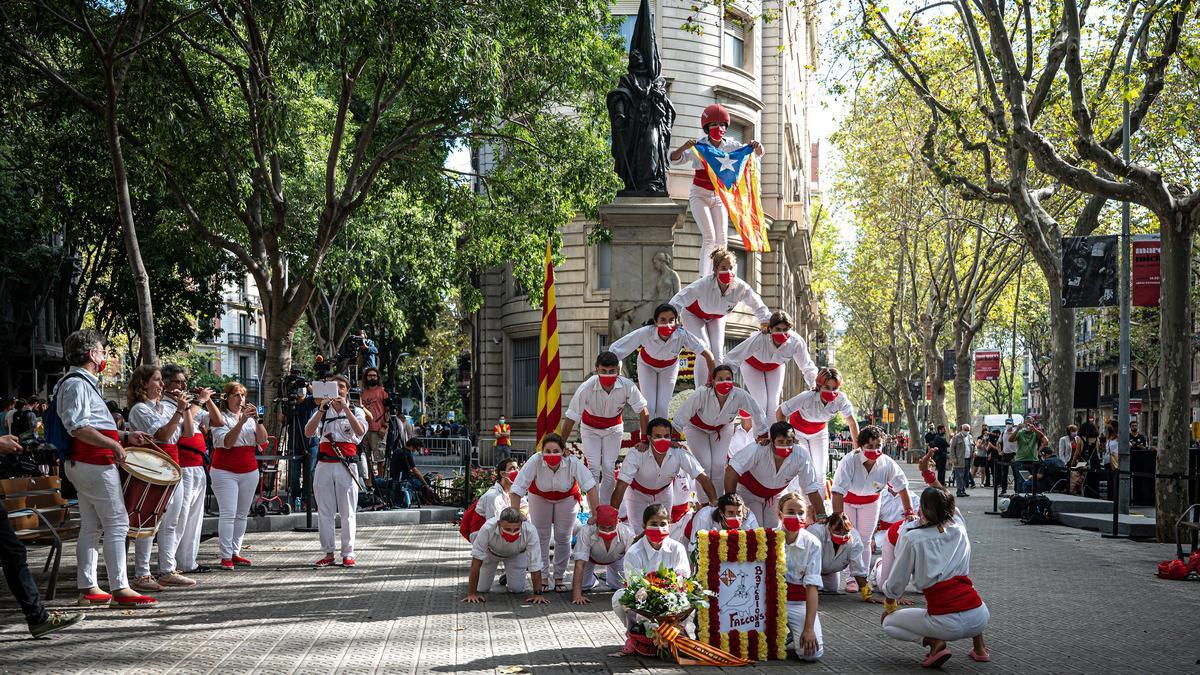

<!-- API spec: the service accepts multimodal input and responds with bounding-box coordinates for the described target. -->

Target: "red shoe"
[77,592,112,607]
[220,559,235,571]
[314,555,335,568]
[232,555,252,567]
[109,594,158,608]
[342,557,356,567]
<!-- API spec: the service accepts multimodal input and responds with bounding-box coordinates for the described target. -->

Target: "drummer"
[126,365,195,592]
[54,329,157,607]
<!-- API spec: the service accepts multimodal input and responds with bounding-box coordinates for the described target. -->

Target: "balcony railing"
[227,333,266,350]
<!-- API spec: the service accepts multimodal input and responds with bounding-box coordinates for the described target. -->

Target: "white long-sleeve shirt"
[686,505,760,546]
[675,386,768,439]
[729,443,822,495]
[623,537,691,580]
[609,324,708,366]
[564,375,647,427]
[723,331,819,387]
[878,489,920,524]
[784,529,825,590]
[128,399,183,444]
[305,405,367,445]
[510,453,597,498]
[831,452,908,499]
[471,517,545,572]
[618,445,705,493]
[474,482,513,523]
[669,274,771,325]
[55,367,116,433]
[670,135,748,170]
[881,513,972,599]
[807,523,867,577]
[211,410,264,448]
[779,390,856,429]
[571,522,636,564]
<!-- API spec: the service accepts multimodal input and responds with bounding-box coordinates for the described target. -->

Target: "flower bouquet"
[618,565,712,628]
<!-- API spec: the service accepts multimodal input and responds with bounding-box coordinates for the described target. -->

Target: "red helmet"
[700,103,730,130]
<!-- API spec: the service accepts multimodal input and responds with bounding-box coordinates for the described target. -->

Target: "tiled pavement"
[2,482,1198,673]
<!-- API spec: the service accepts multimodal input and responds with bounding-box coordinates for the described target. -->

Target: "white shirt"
[475,482,512,523]
[510,453,597,498]
[831,451,908,498]
[1001,428,1018,454]
[211,410,264,448]
[729,442,822,495]
[571,522,636,564]
[669,274,771,325]
[1057,435,1077,464]
[675,386,768,439]
[127,399,182,444]
[878,489,920,524]
[784,529,824,590]
[728,425,755,460]
[609,324,708,366]
[471,517,545,572]
[807,523,867,577]
[723,332,819,388]
[564,375,647,427]
[619,445,705,492]
[55,367,116,433]
[623,537,691,581]
[881,513,971,599]
[1102,439,1119,467]
[686,505,760,546]
[305,405,367,445]
[778,390,856,428]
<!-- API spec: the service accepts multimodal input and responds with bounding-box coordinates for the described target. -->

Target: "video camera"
[0,432,49,479]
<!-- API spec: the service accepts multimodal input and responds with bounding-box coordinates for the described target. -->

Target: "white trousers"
[740,364,785,420]
[579,558,625,591]
[883,603,990,643]
[689,184,728,278]
[684,424,733,482]
[315,462,359,557]
[786,600,825,661]
[527,494,578,582]
[820,568,848,592]
[477,552,530,593]
[623,484,673,535]
[133,484,184,579]
[65,461,129,591]
[172,466,208,572]
[210,468,258,560]
[796,429,830,486]
[637,360,678,421]
[679,312,724,388]
[580,425,623,505]
[735,488,781,528]
[843,498,881,575]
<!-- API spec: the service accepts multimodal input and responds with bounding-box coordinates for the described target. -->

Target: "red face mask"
[598,374,618,388]
[543,453,562,468]
[773,444,793,458]
[645,526,670,544]
[863,449,882,461]
[506,469,520,483]
[652,438,671,453]
[770,332,788,347]
[500,528,522,543]
[717,270,734,285]
[656,324,677,340]
[781,514,805,532]
[830,533,851,546]
[708,125,726,142]
[598,529,619,543]
[820,390,838,403]
[724,516,742,529]
[97,358,108,373]
[714,381,735,396]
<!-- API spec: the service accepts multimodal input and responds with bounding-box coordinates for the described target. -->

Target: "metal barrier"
[410,436,472,471]
[474,439,535,469]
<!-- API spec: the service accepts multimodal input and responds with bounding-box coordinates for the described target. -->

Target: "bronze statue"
[606,0,674,196]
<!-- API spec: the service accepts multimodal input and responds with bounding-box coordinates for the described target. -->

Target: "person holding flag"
[669,103,765,277]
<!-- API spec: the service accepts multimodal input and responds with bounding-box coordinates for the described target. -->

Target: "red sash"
[877,518,901,533]
[69,429,120,465]
[923,576,983,616]
[630,479,669,495]
[638,348,677,369]
[745,356,780,372]
[788,410,827,435]
[786,582,809,602]
[582,411,622,430]
[737,471,785,500]
[671,501,691,523]
[842,491,880,505]
[528,481,583,503]
[318,441,359,462]
[212,445,259,474]
[177,432,207,468]
[685,300,723,321]
[157,442,180,464]
[688,414,725,439]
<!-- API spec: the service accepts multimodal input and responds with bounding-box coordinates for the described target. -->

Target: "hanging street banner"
[1131,234,1161,307]
[1061,235,1118,308]
[974,350,1002,381]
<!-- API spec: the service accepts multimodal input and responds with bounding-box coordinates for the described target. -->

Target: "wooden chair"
[1177,504,1200,562]
[1,475,80,600]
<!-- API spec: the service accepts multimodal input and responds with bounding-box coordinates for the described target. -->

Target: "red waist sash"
[877,518,901,533]
[213,445,259,473]
[671,501,691,523]
[629,479,669,495]
[745,356,780,372]
[528,481,582,503]
[318,441,359,463]
[842,491,880,505]
[582,411,623,430]
[638,348,678,369]
[923,575,983,616]
[69,429,120,465]
[177,432,207,468]
[693,168,714,190]
[786,582,810,602]
[737,471,785,500]
[685,300,724,321]
[688,414,725,439]
[788,410,827,435]
[157,442,180,464]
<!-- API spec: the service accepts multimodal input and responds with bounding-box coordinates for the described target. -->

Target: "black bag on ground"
[1020,494,1054,524]
[1002,494,1028,518]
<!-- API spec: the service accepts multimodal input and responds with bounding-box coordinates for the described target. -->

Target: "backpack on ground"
[1002,493,1028,518]
[459,499,485,540]
[1020,494,1054,525]
[44,372,102,462]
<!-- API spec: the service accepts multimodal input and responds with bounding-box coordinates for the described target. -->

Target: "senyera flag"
[535,239,561,446]
[691,143,770,252]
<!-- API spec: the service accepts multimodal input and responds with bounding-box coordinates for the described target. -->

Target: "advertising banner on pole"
[974,350,1002,381]
[1131,234,1160,307]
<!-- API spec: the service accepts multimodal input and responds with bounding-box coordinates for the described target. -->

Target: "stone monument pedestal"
[600,196,686,342]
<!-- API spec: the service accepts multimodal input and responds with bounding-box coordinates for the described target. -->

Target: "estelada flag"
[691,143,769,252]
[535,239,561,446]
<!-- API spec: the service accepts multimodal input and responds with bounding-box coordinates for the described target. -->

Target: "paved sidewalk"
[2,488,1198,673]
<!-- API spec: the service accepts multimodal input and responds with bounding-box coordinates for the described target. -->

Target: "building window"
[239,355,250,381]
[597,241,612,290]
[732,246,749,281]
[724,13,748,71]
[511,336,539,418]
[619,14,637,49]
[597,332,610,355]
[729,120,752,146]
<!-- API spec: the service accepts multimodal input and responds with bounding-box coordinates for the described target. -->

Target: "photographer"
[304,375,367,567]
[359,368,388,478]
[355,330,378,370]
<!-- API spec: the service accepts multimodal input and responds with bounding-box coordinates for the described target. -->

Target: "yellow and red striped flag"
[535,239,561,446]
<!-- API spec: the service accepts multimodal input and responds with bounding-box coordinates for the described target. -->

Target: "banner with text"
[1131,234,1160,307]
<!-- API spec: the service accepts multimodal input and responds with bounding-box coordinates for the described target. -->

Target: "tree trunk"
[1044,300,1076,440]
[261,313,296,438]
[954,347,974,427]
[1155,207,1194,542]
[927,354,947,429]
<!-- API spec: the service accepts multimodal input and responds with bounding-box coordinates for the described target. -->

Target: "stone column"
[600,196,687,345]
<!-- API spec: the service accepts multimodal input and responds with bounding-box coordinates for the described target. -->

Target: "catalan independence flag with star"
[535,239,561,446]
[691,143,770,252]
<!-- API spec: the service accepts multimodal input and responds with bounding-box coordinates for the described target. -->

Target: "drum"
[121,447,182,539]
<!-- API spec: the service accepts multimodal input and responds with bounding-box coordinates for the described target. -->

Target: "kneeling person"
[570,505,635,604]
[462,508,548,604]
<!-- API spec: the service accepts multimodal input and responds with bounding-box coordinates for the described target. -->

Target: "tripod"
[279,397,318,533]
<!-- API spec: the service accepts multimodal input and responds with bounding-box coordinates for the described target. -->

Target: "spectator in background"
[1008,419,1048,493]
[1100,422,1120,501]
[1078,415,1100,466]
[359,367,388,478]
[948,424,972,498]
[391,437,434,504]
[1128,420,1148,452]
[997,421,1017,493]
[356,330,379,370]
[8,398,38,437]
[1033,447,1068,493]
[929,425,949,485]
[0,398,13,434]
[1057,425,1080,465]
[105,400,126,431]
[972,432,990,488]
[493,415,512,459]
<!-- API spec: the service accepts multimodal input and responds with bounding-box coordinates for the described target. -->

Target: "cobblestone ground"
[3,482,1198,674]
